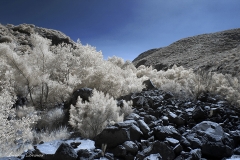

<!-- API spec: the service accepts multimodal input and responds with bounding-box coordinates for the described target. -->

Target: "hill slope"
[133,28,240,76]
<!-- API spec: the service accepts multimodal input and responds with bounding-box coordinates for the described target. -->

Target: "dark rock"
[144,115,157,124]
[77,149,102,160]
[123,120,138,126]
[187,121,233,158]
[125,113,140,121]
[177,126,186,134]
[153,126,181,141]
[143,153,162,160]
[104,152,114,160]
[70,142,81,149]
[175,150,202,160]
[53,142,77,160]
[197,92,210,102]
[163,92,174,99]
[190,148,202,160]
[110,145,126,158]
[129,124,143,141]
[162,116,169,126]
[142,79,157,90]
[165,138,179,146]
[70,87,93,105]
[173,144,183,156]
[154,63,169,71]
[132,96,149,108]
[77,149,91,159]
[94,126,130,148]
[191,121,224,137]
[167,111,185,126]
[122,141,138,154]
[185,133,202,149]
[233,146,240,155]
[115,122,132,128]
[192,106,208,121]
[140,140,149,151]
[136,141,175,160]
[137,120,150,137]
[180,136,191,148]
[147,136,155,143]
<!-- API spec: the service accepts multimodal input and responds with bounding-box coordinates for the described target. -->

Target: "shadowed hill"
[133,28,240,76]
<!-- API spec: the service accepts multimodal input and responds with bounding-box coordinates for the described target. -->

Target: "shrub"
[36,107,65,131]
[136,65,196,99]
[136,64,240,106]
[211,73,240,106]
[119,100,133,119]
[32,126,70,145]
[0,77,39,157]
[69,89,124,139]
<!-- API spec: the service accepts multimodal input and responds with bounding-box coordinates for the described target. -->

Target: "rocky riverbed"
[3,87,240,160]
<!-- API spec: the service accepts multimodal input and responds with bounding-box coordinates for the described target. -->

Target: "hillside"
[133,28,240,76]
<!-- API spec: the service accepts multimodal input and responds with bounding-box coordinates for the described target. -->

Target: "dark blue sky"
[1,0,240,61]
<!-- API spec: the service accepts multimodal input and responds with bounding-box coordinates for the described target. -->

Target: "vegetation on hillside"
[0,33,239,156]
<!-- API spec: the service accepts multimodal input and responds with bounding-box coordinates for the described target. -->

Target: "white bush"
[119,100,133,119]
[69,89,124,139]
[136,64,240,106]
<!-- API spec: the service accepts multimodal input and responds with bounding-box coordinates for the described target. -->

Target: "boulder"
[192,106,208,121]
[136,141,175,160]
[173,144,183,156]
[137,120,151,136]
[167,111,185,126]
[110,145,126,158]
[53,142,78,160]
[129,124,143,141]
[77,149,102,160]
[122,141,138,154]
[94,126,130,148]
[186,121,233,158]
[153,125,181,141]
[142,79,157,90]
[70,87,93,105]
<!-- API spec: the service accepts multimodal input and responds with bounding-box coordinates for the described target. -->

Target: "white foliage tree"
[0,73,39,157]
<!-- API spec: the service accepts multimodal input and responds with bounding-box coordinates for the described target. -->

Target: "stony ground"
[132,28,240,77]
[8,87,240,160]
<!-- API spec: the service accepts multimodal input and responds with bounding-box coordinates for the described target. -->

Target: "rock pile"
[4,87,240,160]
[94,89,240,160]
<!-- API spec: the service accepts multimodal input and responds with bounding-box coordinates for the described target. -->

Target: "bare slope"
[133,28,240,76]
